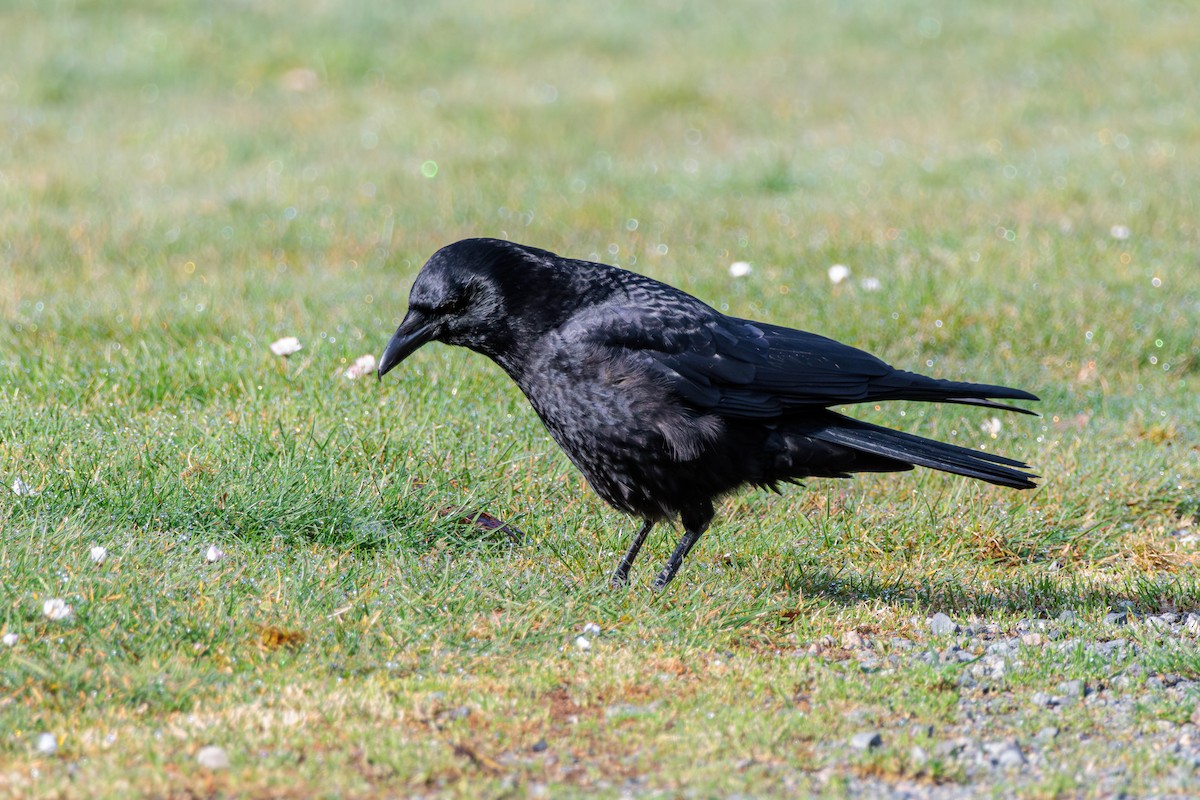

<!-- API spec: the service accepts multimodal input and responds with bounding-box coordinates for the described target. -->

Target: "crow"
[378,238,1038,588]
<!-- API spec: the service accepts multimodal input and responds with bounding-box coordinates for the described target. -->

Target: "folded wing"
[566,302,1038,419]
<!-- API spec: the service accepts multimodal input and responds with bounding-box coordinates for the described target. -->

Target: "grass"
[2,0,1199,796]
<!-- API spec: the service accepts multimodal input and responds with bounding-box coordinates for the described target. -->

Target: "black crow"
[378,238,1038,588]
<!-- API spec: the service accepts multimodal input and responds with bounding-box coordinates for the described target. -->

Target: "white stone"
[36,733,58,755]
[196,745,230,770]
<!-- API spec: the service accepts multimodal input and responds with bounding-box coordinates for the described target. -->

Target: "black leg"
[652,529,703,589]
[611,519,654,588]
[652,501,714,590]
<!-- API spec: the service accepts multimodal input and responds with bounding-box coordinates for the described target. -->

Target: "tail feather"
[869,372,1040,416]
[812,414,1039,490]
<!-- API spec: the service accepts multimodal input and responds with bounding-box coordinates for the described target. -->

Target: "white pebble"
[269,336,303,357]
[204,545,226,563]
[582,622,601,636]
[42,598,73,621]
[90,545,108,564]
[728,261,752,278]
[827,264,851,285]
[929,612,959,636]
[860,277,882,291]
[11,477,36,496]
[2,632,17,646]
[981,417,1003,437]
[36,733,58,755]
[850,731,883,750]
[1109,224,1131,240]
[574,635,591,651]
[196,745,230,770]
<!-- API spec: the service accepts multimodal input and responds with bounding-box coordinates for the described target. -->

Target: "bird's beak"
[377,310,437,380]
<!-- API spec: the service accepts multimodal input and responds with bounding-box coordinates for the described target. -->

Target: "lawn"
[2,0,1199,796]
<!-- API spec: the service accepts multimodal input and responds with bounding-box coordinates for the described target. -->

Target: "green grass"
[2,0,1199,796]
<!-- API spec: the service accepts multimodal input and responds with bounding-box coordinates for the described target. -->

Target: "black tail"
[866,371,1041,416]
[812,414,1039,490]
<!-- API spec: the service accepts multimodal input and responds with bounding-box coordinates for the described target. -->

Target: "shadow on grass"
[766,561,1200,617]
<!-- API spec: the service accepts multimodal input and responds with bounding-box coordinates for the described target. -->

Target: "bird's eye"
[432,284,477,314]
[433,294,470,314]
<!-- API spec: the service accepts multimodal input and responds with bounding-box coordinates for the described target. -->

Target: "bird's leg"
[652,501,714,590]
[651,530,703,589]
[611,519,654,588]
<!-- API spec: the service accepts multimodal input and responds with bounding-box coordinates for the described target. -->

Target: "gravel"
[804,610,1200,797]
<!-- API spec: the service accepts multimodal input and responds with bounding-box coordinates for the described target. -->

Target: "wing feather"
[561,300,1036,420]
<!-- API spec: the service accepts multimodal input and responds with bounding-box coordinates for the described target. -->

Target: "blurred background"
[4,0,1196,366]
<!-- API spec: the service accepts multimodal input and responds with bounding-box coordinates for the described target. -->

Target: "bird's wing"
[564,304,1034,419]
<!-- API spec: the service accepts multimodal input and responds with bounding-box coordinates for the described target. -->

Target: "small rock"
[1,632,17,647]
[842,630,868,649]
[1185,614,1200,634]
[910,723,934,739]
[1031,692,1056,708]
[204,545,225,563]
[196,745,230,770]
[574,635,591,651]
[989,741,1026,768]
[581,622,601,636]
[850,731,883,751]
[910,745,929,766]
[1093,638,1129,658]
[89,545,108,564]
[1104,610,1128,626]
[934,738,971,758]
[445,706,471,721]
[1021,633,1044,647]
[36,733,58,755]
[1036,726,1059,741]
[929,613,959,636]
[1058,679,1085,699]
[1057,609,1078,624]
[531,738,548,753]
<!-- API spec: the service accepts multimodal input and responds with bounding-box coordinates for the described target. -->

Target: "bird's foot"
[610,565,631,589]
[652,558,682,590]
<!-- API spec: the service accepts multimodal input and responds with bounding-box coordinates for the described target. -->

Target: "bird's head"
[377,238,583,380]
